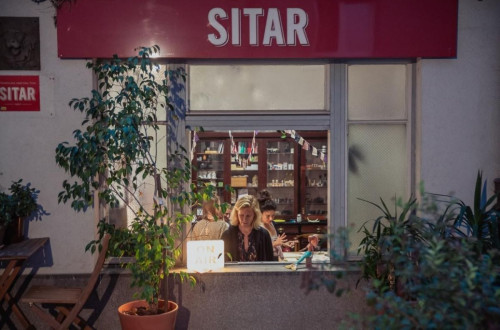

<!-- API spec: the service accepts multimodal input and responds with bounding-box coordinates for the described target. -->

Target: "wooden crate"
[231,176,247,187]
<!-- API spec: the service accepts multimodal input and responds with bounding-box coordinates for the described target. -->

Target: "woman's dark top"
[221,225,273,262]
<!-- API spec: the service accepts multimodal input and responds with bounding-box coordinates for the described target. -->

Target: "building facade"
[0,0,498,276]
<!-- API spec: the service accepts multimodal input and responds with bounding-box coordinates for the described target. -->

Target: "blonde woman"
[192,195,228,240]
[221,195,273,261]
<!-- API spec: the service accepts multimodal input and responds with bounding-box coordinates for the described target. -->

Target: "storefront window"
[189,64,328,111]
[346,64,412,254]
[186,62,414,262]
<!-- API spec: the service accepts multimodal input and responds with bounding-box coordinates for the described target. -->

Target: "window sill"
[103,256,360,275]
[174,261,360,274]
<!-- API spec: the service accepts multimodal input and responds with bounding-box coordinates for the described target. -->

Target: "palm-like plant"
[357,196,427,292]
[451,171,499,253]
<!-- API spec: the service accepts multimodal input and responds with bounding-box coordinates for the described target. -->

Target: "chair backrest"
[57,233,111,329]
[75,233,111,308]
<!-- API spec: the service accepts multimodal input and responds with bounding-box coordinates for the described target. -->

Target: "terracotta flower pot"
[118,299,178,330]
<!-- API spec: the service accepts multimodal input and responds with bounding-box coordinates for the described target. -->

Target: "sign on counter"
[187,240,224,272]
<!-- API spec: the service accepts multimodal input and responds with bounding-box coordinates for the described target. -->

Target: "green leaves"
[357,196,424,292]
[350,173,500,329]
[0,180,41,224]
[57,46,214,311]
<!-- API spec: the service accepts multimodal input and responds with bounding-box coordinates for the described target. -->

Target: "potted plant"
[0,179,40,244]
[55,46,212,329]
[0,191,12,245]
[348,174,500,329]
[357,196,426,294]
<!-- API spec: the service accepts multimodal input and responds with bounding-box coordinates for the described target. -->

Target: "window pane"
[348,64,407,120]
[347,124,408,253]
[266,140,295,218]
[189,65,327,111]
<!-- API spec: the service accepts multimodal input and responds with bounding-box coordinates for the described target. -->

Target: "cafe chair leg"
[3,293,32,329]
[56,306,93,330]
[20,234,110,330]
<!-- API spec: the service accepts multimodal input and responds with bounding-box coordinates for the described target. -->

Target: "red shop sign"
[57,0,458,59]
[0,76,40,112]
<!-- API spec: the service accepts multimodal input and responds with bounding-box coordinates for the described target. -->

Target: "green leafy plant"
[87,221,135,258]
[305,173,500,328]
[450,171,499,253]
[421,171,500,254]
[357,196,426,293]
[348,173,500,329]
[0,192,14,226]
[55,46,211,315]
[0,179,40,225]
[350,232,500,329]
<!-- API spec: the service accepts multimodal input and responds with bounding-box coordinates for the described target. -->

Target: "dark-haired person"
[221,195,273,262]
[257,190,288,261]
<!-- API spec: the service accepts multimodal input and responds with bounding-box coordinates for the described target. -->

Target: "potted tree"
[55,46,212,329]
[0,179,40,245]
[0,191,12,245]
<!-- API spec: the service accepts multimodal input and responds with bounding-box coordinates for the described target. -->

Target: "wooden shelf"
[194,130,327,237]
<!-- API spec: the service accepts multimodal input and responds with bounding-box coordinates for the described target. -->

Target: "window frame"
[343,61,416,258]
[97,60,417,265]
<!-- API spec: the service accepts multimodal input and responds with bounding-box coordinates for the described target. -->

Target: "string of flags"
[229,130,258,168]
[191,130,325,164]
[283,130,327,163]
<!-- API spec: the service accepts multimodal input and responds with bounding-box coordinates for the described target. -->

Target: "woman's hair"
[257,189,277,213]
[230,195,262,229]
[202,194,222,220]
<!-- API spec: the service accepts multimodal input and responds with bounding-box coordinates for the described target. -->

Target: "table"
[0,237,49,328]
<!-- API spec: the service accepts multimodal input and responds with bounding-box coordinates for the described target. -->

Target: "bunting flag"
[229,130,259,168]
[190,131,199,161]
[249,130,257,160]
[280,130,327,164]
[229,131,237,154]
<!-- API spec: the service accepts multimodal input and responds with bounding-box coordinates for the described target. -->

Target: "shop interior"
[192,130,329,256]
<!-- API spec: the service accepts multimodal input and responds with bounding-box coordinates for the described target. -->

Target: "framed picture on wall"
[0,17,41,71]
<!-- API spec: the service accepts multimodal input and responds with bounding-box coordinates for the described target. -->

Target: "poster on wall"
[0,75,40,111]
[0,17,41,70]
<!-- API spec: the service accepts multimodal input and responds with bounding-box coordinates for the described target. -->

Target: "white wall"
[1,0,498,274]
[421,0,500,203]
[0,0,95,273]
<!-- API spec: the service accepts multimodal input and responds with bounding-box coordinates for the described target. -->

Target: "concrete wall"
[0,0,498,275]
[3,269,369,330]
[420,0,500,201]
[0,0,95,274]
